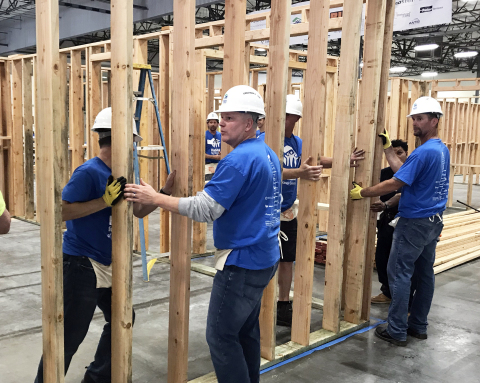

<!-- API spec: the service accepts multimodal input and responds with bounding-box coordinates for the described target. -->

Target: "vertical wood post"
[193,50,207,254]
[23,58,35,219]
[220,0,247,158]
[89,46,102,159]
[69,50,85,172]
[35,0,65,381]
[323,0,364,333]
[110,1,134,382]
[259,0,291,359]
[0,61,12,210]
[291,0,330,346]
[207,73,215,115]
[59,53,70,188]
[12,59,25,217]
[362,0,395,321]
[343,0,387,325]
[168,0,194,381]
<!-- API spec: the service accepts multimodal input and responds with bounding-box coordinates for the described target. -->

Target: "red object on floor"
[315,240,327,264]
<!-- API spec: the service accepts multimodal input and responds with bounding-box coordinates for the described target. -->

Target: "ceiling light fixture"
[454,51,478,59]
[421,71,438,77]
[414,44,439,51]
[360,62,364,68]
[389,66,407,73]
[256,48,267,52]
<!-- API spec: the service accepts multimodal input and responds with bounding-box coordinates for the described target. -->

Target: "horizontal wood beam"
[90,52,111,62]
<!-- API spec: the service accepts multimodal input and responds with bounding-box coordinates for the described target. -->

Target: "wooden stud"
[168,0,195,381]
[159,33,171,253]
[89,46,102,159]
[110,0,134,382]
[12,59,25,217]
[59,53,70,189]
[322,0,364,333]
[35,0,65,381]
[193,49,207,254]
[220,0,247,158]
[69,50,85,172]
[398,79,408,141]
[207,74,215,115]
[291,0,330,346]
[388,78,401,140]
[343,0,387,325]
[0,62,4,198]
[23,59,34,219]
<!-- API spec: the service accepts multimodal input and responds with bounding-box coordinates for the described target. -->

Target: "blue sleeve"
[62,168,95,203]
[393,151,425,186]
[204,161,246,210]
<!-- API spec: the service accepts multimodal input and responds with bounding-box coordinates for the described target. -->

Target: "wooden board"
[110,0,134,382]
[69,49,85,172]
[12,59,25,217]
[22,59,35,219]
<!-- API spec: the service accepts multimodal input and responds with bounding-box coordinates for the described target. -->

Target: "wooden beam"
[291,0,330,346]
[110,0,134,382]
[59,53,70,189]
[35,0,65,381]
[362,0,395,321]
[12,59,25,217]
[207,74,215,115]
[220,0,247,158]
[259,0,291,360]
[343,0,387,325]
[159,33,171,253]
[69,49,85,172]
[323,0,364,333]
[23,58,34,220]
[193,49,207,254]
[90,51,111,62]
[89,46,102,159]
[168,0,194,381]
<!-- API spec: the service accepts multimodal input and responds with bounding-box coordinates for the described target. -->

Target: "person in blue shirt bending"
[351,97,449,346]
[205,112,221,164]
[34,108,174,383]
[125,85,281,383]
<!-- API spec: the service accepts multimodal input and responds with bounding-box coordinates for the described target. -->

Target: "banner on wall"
[249,0,452,45]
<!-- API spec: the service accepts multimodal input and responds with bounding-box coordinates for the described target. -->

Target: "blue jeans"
[387,215,443,341]
[206,263,278,383]
[34,254,135,383]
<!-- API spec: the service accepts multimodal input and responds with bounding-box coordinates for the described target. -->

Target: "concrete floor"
[1,178,480,382]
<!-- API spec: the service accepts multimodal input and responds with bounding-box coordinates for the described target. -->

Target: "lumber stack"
[434,210,480,274]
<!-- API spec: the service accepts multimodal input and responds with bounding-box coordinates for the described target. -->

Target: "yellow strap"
[133,63,152,70]
[146,258,158,281]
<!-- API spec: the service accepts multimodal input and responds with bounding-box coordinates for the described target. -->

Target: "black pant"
[34,254,135,383]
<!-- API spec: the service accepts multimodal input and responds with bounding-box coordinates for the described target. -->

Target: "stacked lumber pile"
[434,210,480,274]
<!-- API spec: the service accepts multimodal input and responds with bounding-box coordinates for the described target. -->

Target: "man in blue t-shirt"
[205,112,221,164]
[274,95,365,327]
[351,97,449,347]
[255,114,265,139]
[34,108,173,383]
[125,86,280,383]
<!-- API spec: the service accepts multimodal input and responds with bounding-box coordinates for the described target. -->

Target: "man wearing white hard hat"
[260,94,364,326]
[34,107,174,383]
[205,111,221,164]
[255,114,265,139]
[124,85,281,383]
[350,97,449,346]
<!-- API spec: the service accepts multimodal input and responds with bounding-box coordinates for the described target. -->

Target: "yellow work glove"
[350,182,364,200]
[0,190,5,216]
[103,175,127,206]
[378,129,391,149]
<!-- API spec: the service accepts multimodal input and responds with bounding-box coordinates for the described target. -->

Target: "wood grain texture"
[12,59,25,217]
[69,50,85,172]
[22,58,35,219]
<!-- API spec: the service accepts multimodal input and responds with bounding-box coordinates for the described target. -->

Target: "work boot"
[407,328,428,340]
[276,301,292,327]
[371,293,392,304]
[374,325,407,347]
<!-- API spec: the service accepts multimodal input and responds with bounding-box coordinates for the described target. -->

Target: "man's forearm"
[133,203,157,219]
[386,193,401,208]
[153,193,181,214]
[361,179,405,198]
[283,168,300,180]
[205,153,221,161]
[62,198,107,221]
[320,156,332,169]
[384,147,403,172]
[0,210,11,234]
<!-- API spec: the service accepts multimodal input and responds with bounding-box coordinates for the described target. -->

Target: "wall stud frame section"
[69,50,85,172]
[12,59,25,217]
[23,58,35,219]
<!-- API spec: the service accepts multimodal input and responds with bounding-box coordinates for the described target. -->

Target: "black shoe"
[407,328,428,339]
[81,372,96,383]
[276,301,292,327]
[375,325,407,347]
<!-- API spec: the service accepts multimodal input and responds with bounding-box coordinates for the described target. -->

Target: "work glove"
[0,190,5,216]
[103,175,127,206]
[378,129,391,149]
[350,182,364,200]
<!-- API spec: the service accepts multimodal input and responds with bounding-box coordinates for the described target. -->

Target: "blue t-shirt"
[62,157,113,265]
[205,138,281,270]
[282,135,302,212]
[205,130,221,164]
[394,139,450,219]
[256,130,266,140]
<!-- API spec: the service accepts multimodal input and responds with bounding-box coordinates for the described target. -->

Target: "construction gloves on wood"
[350,182,364,200]
[378,129,392,149]
[0,190,5,216]
[103,175,127,206]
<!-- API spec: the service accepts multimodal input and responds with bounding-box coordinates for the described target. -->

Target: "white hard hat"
[407,97,443,118]
[206,112,219,122]
[286,94,303,117]
[258,114,266,120]
[92,107,143,142]
[215,85,266,116]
